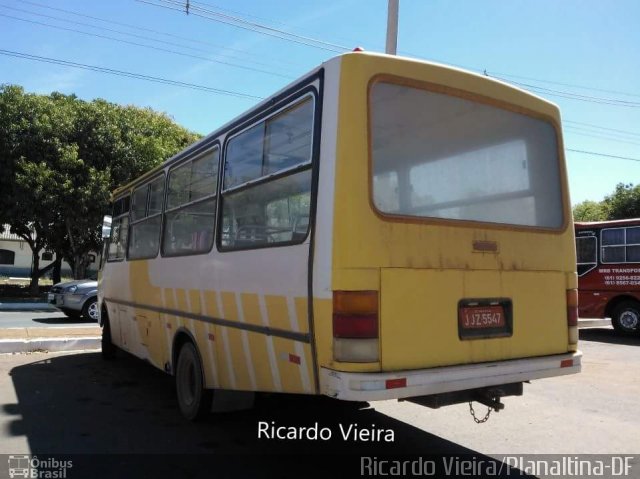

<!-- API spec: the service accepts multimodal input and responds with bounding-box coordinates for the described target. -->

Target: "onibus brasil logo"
[8,456,72,478]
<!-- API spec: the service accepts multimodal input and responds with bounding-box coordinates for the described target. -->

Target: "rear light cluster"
[333,291,379,362]
[567,289,579,345]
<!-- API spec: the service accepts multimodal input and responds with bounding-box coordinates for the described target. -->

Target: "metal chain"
[468,401,493,424]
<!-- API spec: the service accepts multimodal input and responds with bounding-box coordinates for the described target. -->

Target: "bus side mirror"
[102,215,113,239]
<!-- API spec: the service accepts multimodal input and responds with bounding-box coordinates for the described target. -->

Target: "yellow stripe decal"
[217,291,237,389]
[235,293,257,390]
[201,290,219,387]
[258,294,282,391]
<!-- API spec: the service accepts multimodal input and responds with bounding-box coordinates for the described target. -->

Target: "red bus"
[575,218,640,334]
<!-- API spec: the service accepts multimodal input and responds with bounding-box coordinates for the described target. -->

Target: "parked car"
[48,280,98,321]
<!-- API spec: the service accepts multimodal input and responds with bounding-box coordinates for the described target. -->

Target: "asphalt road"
[0,328,638,478]
[0,311,95,329]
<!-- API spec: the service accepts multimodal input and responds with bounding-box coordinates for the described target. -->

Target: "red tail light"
[567,289,578,327]
[333,291,378,339]
[333,313,378,338]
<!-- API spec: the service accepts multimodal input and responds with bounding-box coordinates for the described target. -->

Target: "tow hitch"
[468,388,507,423]
[402,383,522,423]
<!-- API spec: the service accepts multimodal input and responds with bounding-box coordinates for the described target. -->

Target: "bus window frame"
[600,226,640,264]
[127,172,166,261]
[366,74,570,234]
[161,144,221,258]
[217,88,318,253]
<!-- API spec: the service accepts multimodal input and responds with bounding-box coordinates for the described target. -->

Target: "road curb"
[578,318,612,329]
[0,302,58,312]
[0,336,100,354]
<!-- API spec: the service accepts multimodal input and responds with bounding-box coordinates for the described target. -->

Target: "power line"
[485,70,640,99]
[169,1,640,105]
[146,1,640,110]
[168,0,349,51]
[2,3,298,73]
[193,0,365,48]
[564,120,640,139]
[16,0,299,68]
[1,3,214,54]
[401,52,640,105]
[4,3,639,153]
[0,12,293,79]
[137,0,348,53]
[0,48,264,100]
[566,148,640,163]
[490,76,640,108]
[14,1,640,114]
[564,127,640,147]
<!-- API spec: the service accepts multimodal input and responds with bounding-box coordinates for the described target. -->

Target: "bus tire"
[101,317,116,360]
[611,301,640,335]
[176,341,212,421]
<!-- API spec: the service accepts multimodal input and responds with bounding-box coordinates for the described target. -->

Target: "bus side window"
[602,228,627,263]
[576,236,597,276]
[129,176,164,260]
[107,196,130,262]
[163,148,219,256]
[602,226,640,263]
[220,96,314,251]
[108,216,129,261]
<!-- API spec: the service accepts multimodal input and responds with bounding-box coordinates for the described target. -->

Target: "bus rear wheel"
[612,301,640,334]
[101,317,117,360]
[176,342,212,421]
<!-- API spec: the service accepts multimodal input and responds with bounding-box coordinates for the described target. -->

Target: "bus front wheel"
[612,301,640,334]
[176,342,212,421]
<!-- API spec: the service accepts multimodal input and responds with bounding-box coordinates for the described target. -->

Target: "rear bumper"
[320,351,582,401]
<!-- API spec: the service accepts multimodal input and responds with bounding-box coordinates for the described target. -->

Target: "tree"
[0,84,201,294]
[602,183,640,220]
[0,86,70,293]
[573,200,607,222]
[572,183,640,224]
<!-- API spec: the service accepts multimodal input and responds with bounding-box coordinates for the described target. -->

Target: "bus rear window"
[369,81,564,228]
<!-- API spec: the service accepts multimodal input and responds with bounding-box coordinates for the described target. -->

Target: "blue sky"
[0,0,638,205]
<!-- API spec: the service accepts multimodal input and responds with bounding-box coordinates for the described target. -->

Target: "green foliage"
[0,84,201,288]
[572,200,607,222]
[573,183,640,222]
[602,183,640,220]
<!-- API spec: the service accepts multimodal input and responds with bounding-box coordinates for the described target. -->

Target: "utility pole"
[386,0,399,55]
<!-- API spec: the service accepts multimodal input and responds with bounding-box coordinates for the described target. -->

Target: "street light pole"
[386,0,399,55]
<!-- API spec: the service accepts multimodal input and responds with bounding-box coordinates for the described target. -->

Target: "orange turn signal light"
[333,290,378,315]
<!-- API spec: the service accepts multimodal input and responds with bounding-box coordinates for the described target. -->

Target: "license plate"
[47,293,54,302]
[459,305,506,329]
[458,299,512,339]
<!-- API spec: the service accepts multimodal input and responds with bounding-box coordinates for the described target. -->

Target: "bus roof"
[575,218,640,229]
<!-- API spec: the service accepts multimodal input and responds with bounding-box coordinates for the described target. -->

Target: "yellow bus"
[99,51,581,421]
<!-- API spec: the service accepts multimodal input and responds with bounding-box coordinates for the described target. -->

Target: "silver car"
[48,280,99,321]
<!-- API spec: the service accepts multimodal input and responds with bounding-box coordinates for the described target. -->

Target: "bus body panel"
[102,234,317,394]
[380,269,568,370]
[101,72,326,396]
[326,53,575,373]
